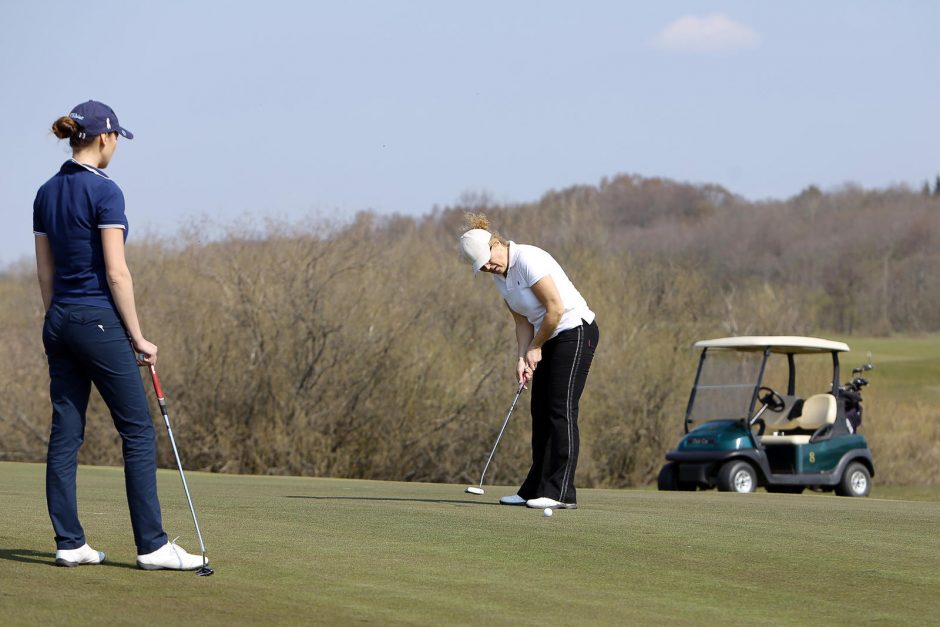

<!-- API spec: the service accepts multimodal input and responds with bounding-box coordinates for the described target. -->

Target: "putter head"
[196,555,214,577]
[196,565,214,577]
[465,486,485,495]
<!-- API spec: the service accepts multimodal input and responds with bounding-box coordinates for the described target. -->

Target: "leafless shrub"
[2,174,937,485]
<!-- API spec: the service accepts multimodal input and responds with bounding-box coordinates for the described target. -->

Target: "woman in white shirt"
[459,214,599,509]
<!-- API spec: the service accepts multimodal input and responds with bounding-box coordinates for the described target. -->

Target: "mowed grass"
[835,334,940,403]
[1,462,939,625]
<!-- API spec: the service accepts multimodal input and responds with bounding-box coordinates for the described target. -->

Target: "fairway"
[2,463,939,625]
[836,334,940,404]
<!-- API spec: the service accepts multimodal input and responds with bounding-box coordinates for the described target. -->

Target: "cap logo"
[70,112,84,120]
[106,117,112,129]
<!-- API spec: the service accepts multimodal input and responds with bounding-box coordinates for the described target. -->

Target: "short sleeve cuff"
[34,231,48,237]
[98,224,126,230]
[527,270,549,287]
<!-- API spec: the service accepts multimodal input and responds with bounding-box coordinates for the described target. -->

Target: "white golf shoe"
[55,543,105,567]
[499,494,527,506]
[526,497,578,510]
[136,539,206,571]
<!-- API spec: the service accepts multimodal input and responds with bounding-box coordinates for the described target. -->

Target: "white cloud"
[653,14,760,54]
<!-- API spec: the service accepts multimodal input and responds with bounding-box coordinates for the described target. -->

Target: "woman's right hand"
[133,337,158,366]
[516,357,531,388]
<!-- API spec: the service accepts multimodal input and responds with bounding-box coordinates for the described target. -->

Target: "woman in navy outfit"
[34,100,205,570]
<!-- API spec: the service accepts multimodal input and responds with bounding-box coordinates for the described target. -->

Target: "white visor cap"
[459,229,492,273]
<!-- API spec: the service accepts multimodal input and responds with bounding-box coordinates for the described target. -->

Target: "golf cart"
[658,336,874,496]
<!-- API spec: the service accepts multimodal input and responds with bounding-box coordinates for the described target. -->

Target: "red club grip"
[149,365,165,400]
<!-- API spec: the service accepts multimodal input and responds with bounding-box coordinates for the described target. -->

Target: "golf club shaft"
[476,381,526,488]
[148,366,208,558]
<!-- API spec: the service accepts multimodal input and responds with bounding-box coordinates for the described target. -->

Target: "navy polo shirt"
[33,159,129,308]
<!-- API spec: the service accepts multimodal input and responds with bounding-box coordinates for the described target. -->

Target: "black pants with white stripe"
[519,319,599,504]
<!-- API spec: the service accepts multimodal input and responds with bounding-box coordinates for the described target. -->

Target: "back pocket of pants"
[68,308,125,334]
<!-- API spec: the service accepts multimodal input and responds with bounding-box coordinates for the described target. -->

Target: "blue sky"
[2,1,937,267]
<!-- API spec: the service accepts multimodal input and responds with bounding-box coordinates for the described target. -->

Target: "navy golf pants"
[42,303,167,554]
[519,319,599,504]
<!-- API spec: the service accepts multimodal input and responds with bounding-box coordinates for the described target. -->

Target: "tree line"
[1,174,937,485]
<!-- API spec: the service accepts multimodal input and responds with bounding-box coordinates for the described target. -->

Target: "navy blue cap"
[69,100,134,140]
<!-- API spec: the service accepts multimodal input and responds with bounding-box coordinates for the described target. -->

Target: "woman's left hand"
[525,346,541,375]
[133,337,158,366]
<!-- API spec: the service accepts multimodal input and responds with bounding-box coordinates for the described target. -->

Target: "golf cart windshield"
[685,349,763,428]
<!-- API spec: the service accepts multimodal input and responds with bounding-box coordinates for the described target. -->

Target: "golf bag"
[838,378,867,434]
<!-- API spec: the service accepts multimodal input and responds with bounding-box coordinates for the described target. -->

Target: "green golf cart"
[658,336,874,496]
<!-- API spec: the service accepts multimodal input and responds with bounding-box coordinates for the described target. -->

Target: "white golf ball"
[543,508,553,517]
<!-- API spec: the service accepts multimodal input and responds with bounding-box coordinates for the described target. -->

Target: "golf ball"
[543,508,553,517]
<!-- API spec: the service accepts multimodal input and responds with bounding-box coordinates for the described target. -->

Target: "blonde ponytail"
[463,212,507,246]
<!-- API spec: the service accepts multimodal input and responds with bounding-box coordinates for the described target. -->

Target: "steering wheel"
[758,386,785,413]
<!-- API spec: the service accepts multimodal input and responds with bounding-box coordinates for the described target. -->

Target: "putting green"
[1,462,938,625]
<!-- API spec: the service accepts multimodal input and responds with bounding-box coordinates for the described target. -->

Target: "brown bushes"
[2,174,938,485]
[864,399,940,485]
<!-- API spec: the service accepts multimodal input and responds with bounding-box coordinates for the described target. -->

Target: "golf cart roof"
[694,336,850,354]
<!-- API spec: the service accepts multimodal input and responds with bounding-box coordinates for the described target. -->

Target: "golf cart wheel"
[836,462,872,497]
[657,463,677,490]
[716,460,757,493]
[766,485,805,494]
[657,463,696,491]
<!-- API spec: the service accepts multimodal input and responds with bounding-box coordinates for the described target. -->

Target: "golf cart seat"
[760,394,837,444]
[797,394,837,429]
[761,396,803,432]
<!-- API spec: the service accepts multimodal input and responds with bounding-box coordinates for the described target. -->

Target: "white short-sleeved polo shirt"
[493,242,595,339]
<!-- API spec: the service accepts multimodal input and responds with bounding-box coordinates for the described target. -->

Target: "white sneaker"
[55,543,105,567]
[137,539,206,571]
[526,497,578,510]
[499,494,527,506]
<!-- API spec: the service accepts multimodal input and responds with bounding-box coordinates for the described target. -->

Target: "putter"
[465,380,527,495]
[147,365,214,577]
